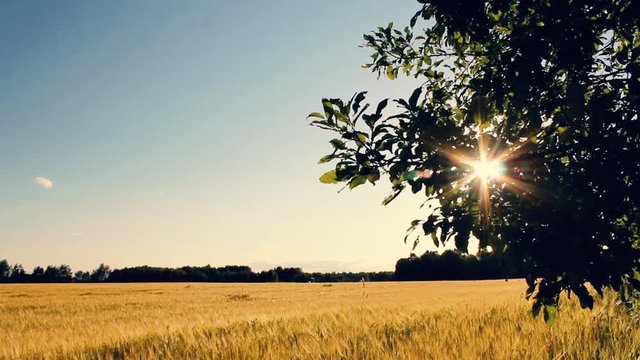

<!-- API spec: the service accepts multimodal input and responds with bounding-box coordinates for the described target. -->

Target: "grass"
[0,280,638,359]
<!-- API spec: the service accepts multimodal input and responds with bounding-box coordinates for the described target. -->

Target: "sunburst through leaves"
[434,126,538,235]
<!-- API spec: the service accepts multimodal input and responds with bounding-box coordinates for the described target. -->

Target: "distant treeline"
[0,261,112,283]
[0,251,521,283]
[108,265,394,283]
[395,250,525,281]
[0,259,393,283]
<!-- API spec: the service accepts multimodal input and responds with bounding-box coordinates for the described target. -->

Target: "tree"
[75,271,91,282]
[32,266,45,278]
[10,264,26,282]
[308,0,639,321]
[44,265,72,282]
[395,249,523,281]
[0,259,10,281]
[272,267,304,282]
[90,263,112,282]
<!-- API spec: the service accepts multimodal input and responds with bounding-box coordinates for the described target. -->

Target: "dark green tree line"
[396,250,524,281]
[0,259,396,283]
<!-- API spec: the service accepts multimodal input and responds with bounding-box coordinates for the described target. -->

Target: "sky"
[0,0,445,273]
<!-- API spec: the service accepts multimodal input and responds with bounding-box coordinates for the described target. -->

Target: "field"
[1,280,638,359]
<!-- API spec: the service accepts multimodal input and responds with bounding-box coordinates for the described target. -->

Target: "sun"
[433,126,536,228]
[472,158,505,180]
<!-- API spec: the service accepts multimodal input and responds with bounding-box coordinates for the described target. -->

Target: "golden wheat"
[0,280,637,359]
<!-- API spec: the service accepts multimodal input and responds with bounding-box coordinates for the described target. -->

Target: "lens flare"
[430,128,538,236]
[421,120,545,240]
[472,159,505,180]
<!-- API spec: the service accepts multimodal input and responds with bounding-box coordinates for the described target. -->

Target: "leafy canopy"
[308,0,640,321]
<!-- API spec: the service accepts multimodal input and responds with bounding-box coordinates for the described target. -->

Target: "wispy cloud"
[34,176,53,189]
[72,232,86,237]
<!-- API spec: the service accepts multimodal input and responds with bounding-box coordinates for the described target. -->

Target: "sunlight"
[472,158,505,181]
[420,122,541,235]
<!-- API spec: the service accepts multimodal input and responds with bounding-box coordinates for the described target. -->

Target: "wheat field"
[0,280,638,359]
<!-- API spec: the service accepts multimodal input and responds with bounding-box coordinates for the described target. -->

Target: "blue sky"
[0,1,437,272]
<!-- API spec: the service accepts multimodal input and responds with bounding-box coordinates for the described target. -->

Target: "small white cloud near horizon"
[72,232,86,237]
[35,176,53,189]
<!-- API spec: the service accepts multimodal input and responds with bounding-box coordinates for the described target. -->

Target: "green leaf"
[488,10,503,22]
[411,181,422,194]
[391,174,404,186]
[382,194,396,205]
[335,165,358,181]
[470,95,489,125]
[409,87,422,108]
[355,132,369,146]
[431,231,439,247]
[307,112,325,119]
[322,99,335,121]
[402,62,413,74]
[309,120,334,130]
[351,91,368,113]
[386,66,397,80]
[319,170,338,184]
[335,110,351,125]
[375,99,389,115]
[403,170,419,182]
[349,175,367,189]
[543,304,557,324]
[422,215,437,235]
[382,186,404,206]
[411,236,420,251]
[330,139,346,150]
[452,108,464,122]
[406,219,421,233]
[318,155,335,164]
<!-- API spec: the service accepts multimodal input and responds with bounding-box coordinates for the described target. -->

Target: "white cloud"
[72,232,86,237]
[35,176,53,189]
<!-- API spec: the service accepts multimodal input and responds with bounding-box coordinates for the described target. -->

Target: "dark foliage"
[106,265,395,283]
[396,250,524,281]
[0,263,74,283]
[0,259,9,281]
[0,259,394,283]
[0,257,528,283]
[90,263,112,282]
[308,0,640,320]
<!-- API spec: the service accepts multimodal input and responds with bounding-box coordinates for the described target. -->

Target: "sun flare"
[472,159,505,180]
[428,126,541,232]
